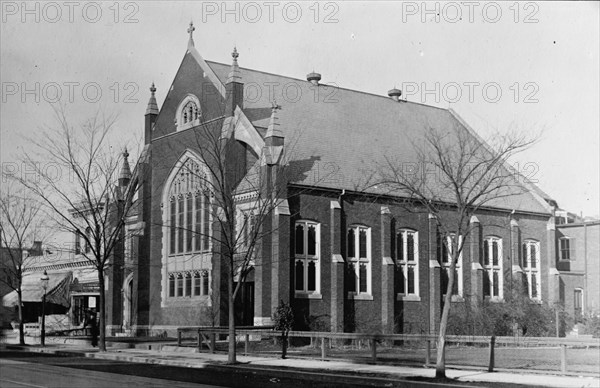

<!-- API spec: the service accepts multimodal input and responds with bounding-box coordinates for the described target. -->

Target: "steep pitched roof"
[205,61,551,215]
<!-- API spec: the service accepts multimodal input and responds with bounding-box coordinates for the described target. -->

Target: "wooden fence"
[177,327,599,373]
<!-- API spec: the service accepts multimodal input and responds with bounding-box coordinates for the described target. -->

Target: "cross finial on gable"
[271,100,282,112]
[187,21,195,47]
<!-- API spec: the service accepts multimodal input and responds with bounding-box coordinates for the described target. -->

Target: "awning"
[2,271,73,308]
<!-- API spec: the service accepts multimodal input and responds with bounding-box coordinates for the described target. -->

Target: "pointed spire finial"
[226,45,242,84]
[118,147,132,187]
[145,82,159,115]
[187,21,195,47]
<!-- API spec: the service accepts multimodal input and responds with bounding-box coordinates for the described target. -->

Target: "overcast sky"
[1,1,599,217]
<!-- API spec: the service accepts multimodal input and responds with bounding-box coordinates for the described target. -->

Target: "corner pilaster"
[380,206,394,334]
[428,213,440,334]
[469,215,483,306]
[546,217,559,305]
[330,200,344,332]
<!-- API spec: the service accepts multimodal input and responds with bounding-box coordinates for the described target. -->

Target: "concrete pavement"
[2,335,599,388]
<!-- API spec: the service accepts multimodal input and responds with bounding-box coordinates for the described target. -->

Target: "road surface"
[0,352,223,388]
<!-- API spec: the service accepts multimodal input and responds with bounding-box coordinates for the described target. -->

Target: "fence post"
[245,334,249,356]
[177,330,181,346]
[560,345,567,373]
[211,333,216,354]
[371,337,377,362]
[321,337,326,360]
[425,340,431,365]
[197,331,202,351]
[488,335,495,372]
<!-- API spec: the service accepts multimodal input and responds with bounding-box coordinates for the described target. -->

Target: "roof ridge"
[205,60,450,112]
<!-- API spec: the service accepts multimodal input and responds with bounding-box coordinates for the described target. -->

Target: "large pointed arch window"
[168,159,211,255]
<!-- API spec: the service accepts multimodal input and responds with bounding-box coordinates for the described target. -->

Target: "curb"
[4,344,599,388]
[4,345,199,367]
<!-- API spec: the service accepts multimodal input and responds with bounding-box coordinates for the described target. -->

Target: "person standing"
[83,309,98,347]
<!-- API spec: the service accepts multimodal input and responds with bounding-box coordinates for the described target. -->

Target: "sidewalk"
[2,336,599,388]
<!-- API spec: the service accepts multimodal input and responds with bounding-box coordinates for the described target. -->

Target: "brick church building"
[104,25,565,336]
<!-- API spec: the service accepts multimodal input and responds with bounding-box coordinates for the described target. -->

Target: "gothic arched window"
[176,95,201,130]
[163,152,213,303]
[168,159,211,255]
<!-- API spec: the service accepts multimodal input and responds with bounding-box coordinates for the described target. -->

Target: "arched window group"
[438,232,463,297]
[522,240,541,300]
[182,101,200,124]
[176,95,202,131]
[347,225,371,295]
[294,221,320,294]
[397,229,419,297]
[483,236,502,299]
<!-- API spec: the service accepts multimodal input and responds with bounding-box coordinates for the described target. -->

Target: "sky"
[1,1,599,217]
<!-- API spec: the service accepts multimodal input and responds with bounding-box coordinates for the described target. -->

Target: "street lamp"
[40,270,49,346]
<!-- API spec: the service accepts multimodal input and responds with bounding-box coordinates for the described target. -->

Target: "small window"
[176,274,184,297]
[202,271,209,295]
[169,274,175,297]
[75,231,81,255]
[84,227,92,254]
[193,272,201,296]
[185,272,192,296]
[559,237,573,261]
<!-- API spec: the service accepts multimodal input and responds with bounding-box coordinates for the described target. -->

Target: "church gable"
[152,52,227,139]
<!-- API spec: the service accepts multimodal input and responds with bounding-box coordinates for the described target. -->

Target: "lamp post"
[40,270,49,346]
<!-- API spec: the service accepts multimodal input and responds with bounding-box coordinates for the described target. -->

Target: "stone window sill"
[347,292,373,300]
[396,294,421,302]
[295,292,322,300]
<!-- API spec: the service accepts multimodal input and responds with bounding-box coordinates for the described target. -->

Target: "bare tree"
[14,106,136,351]
[0,182,50,345]
[167,103,291,364]
[376,121,539,378]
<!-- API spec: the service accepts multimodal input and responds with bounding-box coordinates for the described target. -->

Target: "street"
[0,352,223,388]
[0,350,477,388]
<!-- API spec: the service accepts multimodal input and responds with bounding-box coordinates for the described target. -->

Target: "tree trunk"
[227,273,236,364]
[436,252,457,379]
[17,290,24,345]
[98,270,106,351]
[436,291,453,378]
